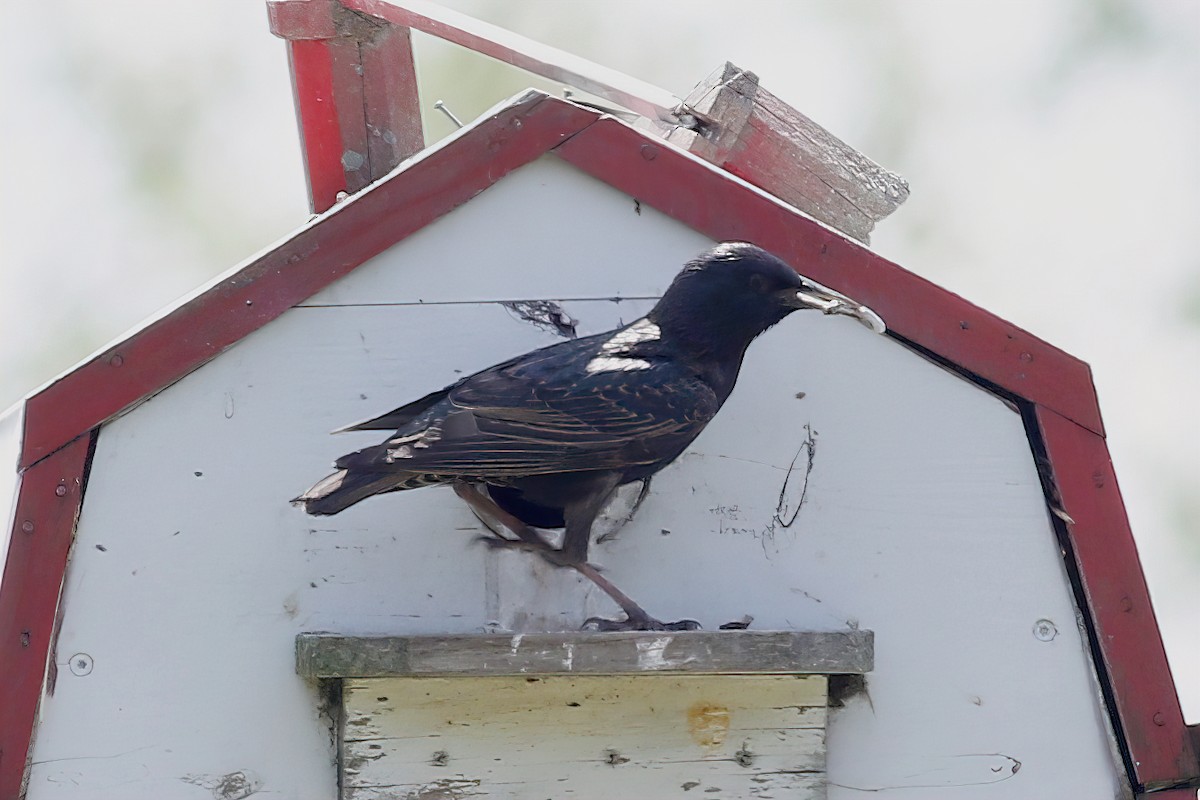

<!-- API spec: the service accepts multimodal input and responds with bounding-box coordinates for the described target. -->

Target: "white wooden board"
[342,675,828,800]
[25,156,1125,798]
[299,156,710,307]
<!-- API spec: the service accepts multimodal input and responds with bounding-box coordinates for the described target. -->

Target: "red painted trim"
[276,2,424,212]
[552,118,1105,436]
[288,38,348,213]
[0,434,92,800]
[359,23,424,170]
[18,95,600,471]
[343,0,677,121]
[266,0,338,40]
[1037,405,1197,790]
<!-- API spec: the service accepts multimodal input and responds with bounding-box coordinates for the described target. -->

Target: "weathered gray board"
[297,630,874,677]
[342,674,830,800]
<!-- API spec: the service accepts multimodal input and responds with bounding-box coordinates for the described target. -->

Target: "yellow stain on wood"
[686,703,731,748]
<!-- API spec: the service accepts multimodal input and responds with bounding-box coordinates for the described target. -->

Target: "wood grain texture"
[342,674,829,800]
[297,630,874,678]
[667,63,908,243]
[271,0,425,212]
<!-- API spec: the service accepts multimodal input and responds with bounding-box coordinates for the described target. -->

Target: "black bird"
[295,242,883,629]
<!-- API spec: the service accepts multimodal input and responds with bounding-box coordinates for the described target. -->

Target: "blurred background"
[2,0,1196,721]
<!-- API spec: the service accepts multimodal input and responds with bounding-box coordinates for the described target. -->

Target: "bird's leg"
[564,484,701,632]
[453,483,573,566]
[455,482,700,631]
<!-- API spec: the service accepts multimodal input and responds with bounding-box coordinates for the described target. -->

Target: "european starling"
[295,242,884,629]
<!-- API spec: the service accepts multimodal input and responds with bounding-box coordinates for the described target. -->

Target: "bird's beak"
[777,280,887,334]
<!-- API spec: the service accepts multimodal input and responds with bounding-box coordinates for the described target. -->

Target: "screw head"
[20,520,34,534]
[55,484,67,497]
[1152,711,1165,726]
[69,653,94,676]
[640,144,658,161]
[109,354,124,368]
[1033,619,1058,641]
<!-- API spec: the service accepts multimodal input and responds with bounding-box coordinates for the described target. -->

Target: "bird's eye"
[748,273,770,293]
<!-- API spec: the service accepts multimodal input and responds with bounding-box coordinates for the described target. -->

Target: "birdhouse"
[2,2,1196,799]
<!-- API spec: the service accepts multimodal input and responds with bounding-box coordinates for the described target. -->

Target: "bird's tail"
[292,469,402,516]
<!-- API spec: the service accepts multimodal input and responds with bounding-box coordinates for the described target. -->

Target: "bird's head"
[651,242,884,359]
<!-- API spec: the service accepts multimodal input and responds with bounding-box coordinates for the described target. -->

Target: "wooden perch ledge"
[296,629,874,678]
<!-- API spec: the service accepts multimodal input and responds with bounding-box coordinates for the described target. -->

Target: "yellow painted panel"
[343,674,828,799]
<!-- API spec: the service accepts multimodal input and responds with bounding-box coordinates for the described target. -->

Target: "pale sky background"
[2,0,1197,723]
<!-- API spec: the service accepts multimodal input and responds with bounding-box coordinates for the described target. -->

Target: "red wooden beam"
[0,434,92,800]
[342,0,680,123]
[18,94,599,470]
[552,118,1106,435]
[270,0,424,213]
[1037,406,1198,791]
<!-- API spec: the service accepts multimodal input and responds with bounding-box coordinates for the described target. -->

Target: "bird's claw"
[582,615,702,632]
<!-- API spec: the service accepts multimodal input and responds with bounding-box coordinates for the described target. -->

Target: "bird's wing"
[336,355,720,479]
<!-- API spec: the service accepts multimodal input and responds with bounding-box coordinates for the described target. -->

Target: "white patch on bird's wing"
[386,444,414,461]
[586,319,659,374]
[386,424,442,460]
[585,356,653,373]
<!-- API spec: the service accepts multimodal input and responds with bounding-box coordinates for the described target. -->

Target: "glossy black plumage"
[296,242,874,628]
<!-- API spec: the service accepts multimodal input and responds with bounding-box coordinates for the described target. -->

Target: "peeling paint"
[405,776,484,799]
[635,636,673,670]
[181,770,262,800]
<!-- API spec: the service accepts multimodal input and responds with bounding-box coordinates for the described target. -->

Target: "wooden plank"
[0,433,92,800]
[1036,406,1198,790]
[271,0,425,212]
[667,63,909,243]
[286,38,349,213]
[359,23,424,174]
[297,630,873,678]
[342,674,828,800]
[342,0,682,122]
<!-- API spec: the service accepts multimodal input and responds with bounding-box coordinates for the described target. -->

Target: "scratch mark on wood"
[407,776,484,799]
[827,752,1022,791]
[180,770,262,800]
[774,424,817,529]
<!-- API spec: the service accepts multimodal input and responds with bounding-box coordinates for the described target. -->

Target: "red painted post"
[268,0,424,213]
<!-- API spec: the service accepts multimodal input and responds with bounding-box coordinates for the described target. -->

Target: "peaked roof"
[1,90,1194,797]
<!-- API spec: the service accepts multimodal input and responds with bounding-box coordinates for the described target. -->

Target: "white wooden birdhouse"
[1,2,1195,799]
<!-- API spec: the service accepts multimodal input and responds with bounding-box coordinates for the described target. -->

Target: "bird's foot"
[582,614,702,632]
